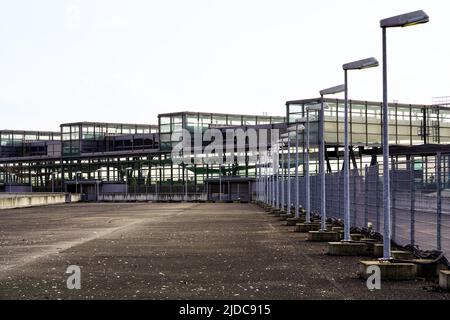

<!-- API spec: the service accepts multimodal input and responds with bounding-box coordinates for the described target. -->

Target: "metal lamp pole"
[380,10,429,259]
[287,132,291,214]
[318,85,345,230]
[219,164,223,202]
[342,58,379,241]
[286,123,305,218]
[295,122,300,218]
[276,142,280,210]
[305,110,311,223]
[280,142,285,211]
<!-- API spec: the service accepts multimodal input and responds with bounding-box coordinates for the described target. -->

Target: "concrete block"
[414,260,447,279]
[285,217,305,226]
[279,214,294,221]
[359,260,417,280]
[308,231,341,242]
[439,270,450,290]
[360,238,378,243]
[373,244,384,258]
[328,242,369,256]
[331,227,344,232]
[391,250,415,261]
[294,222,320,233]
[350,234,364,242]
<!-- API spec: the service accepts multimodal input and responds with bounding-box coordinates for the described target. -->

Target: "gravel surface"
[0,202,448,300]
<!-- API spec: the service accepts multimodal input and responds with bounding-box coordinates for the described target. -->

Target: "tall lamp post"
[275,142,281,210]
[342,57,379,241]
[318,85,345,231]
[380,10,429,260]
[287,122,305,219]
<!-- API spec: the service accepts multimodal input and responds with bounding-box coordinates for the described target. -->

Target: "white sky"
[0,0,448,131]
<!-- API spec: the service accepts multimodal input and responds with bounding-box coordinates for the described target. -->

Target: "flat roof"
[158,111,285,119]
[60,121,158,128]
[0,130,60,135]
[285,97,450,111]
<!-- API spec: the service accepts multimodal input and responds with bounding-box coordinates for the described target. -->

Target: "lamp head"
[380,10,429,28]
[320,84,345,96]
[343,57,379,70]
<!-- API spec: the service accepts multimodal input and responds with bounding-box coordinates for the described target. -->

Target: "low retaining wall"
[0,193,81,210]
[99,193,207,202]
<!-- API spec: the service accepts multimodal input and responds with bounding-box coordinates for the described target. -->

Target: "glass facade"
[158,111,286,151]
[287,98,450,147]
[287,98,450,173]
[2,100,450,194]
[0,130,60,158]
[60,122,158,156]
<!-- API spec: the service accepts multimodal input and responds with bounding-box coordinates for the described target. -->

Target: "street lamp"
[319,85,345,231]
[275,141,281,210]
[380,10,429,260]
[343,57,379,242]
[287,121,305,219]
[279,135,289,212]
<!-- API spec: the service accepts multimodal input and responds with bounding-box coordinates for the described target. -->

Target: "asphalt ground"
[0,202,448,300]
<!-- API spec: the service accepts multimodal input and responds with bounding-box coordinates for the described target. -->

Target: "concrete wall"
[0,193,81,210]
[99,193,207,202]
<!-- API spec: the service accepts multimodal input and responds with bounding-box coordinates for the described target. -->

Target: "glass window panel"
[351,104,366,123]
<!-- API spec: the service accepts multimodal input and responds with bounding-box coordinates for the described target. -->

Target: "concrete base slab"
[285,218,305,226]
[273,212,282,217]
[294,222,320,233]
[279,214,294,221]
[308,231,341,242]
[328,242,369,256]
[439,270,450,290]
[359,261,417,280]
[414,260,447,279]
[391,251,415,261]
[360,238,378,243]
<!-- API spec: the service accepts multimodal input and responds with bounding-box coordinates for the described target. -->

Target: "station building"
[0,98,449,200]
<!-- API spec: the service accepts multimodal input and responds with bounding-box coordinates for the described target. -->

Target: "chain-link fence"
[277,155,450,258]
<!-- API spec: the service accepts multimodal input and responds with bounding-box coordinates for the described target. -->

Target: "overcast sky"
[0,0,448,131]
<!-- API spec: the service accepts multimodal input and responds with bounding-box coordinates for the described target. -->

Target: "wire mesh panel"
[391,160,413,247]
[287,154,450,258]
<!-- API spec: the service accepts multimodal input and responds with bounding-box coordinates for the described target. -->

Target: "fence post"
[436,153,442,251]
[350,169,354,227]
[376,164,380,232]
[364,165,369,229]
[391,158,397,242]
[410,156,415,246]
